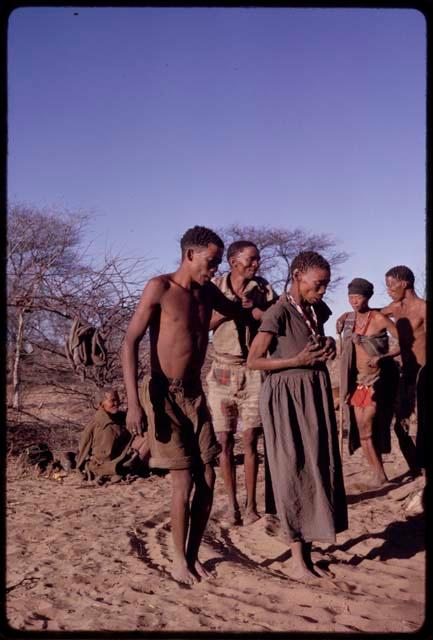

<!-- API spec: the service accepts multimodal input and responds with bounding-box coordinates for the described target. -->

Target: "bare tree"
[216,224,348,293]
[7,203,150,409]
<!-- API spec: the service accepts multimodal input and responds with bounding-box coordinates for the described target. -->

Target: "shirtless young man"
[381,265,426,475]
[207,241,277,526]
[336,278,401,487]
[121,226,255,585]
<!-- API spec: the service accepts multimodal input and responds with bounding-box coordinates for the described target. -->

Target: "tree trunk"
[12,311,24,410]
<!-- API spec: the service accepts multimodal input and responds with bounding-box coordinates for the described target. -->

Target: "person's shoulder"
[252,275,271,288]
[262,297,286,319]
[380,301,397,316]
[415,295,426,309]
[210,272,228,291]
[143,274,173,298]
[94,407,113,427]
[371,309,390,326]
[313,299,332,323]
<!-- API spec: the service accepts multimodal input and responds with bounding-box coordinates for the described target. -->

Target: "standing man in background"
[381,265,426,477]
[207,241,277,526]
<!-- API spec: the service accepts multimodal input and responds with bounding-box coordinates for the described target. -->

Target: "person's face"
[296,267,330,305]
[102,391,120,414]
[348,293,370,312]
[188,243,223,286]
[386,276,407,302]
[230,246,261,280]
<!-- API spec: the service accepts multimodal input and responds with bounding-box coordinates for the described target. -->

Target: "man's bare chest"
[160,289,211,329]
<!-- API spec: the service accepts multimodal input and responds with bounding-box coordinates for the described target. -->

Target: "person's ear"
[186,247,195,262]
[228,255,237,269]
[292,269,301,282]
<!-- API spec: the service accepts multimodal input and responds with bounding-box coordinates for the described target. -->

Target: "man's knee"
[171,469,193,500]
[217,432,234,455]
[194,463,215,498]
[242,427,259,453]
[204,463,216,489]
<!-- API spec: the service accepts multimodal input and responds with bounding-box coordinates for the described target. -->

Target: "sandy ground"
[6,413,426,635]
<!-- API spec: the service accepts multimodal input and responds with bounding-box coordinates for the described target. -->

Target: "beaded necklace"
[353,311,372,336]
[286,293,319,337]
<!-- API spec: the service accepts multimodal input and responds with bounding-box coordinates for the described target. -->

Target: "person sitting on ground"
[76,388,149,482]
[336,278,400,488]
[207,240,278,526]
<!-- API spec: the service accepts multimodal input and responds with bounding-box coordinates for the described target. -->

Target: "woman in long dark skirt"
[247,251,348,580]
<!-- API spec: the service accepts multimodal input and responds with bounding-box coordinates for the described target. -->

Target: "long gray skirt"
[260,367,348,543]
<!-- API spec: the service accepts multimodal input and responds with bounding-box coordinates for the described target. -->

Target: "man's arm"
[121,277,166,434]
[367,311,401,367]
[209,282,248,319]
[380,302,396,318]
[209,310,230,331]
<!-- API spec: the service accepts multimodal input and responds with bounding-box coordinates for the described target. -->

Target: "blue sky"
[8,7,426,332]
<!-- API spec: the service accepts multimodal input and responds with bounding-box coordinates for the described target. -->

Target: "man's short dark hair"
[385,265,415,288]
[180,226,224,257]
[227,240,258,262]
[290,251,330,276]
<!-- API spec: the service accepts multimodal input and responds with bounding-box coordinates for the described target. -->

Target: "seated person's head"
[100,388,120,415]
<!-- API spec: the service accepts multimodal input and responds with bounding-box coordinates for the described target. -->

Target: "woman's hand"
[368,355,382,368]
[296,342,328,366]
[323,336,337,360]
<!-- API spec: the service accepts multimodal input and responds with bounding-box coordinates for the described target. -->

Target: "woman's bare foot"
[311,563,330,578]
[193,560,214,580]
[172,560,197,585]
[289,559,320,582]
[243,509,260,525]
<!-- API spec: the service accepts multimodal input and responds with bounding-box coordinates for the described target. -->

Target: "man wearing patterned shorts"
[206,241,277,526]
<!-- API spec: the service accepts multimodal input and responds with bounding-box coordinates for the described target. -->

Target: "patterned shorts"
[206,361,262,433]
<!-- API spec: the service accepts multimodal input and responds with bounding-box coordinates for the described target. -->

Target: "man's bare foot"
[370,472,388,488]
[172,561,197,585]
[221,507,242,527]
[193,560,214,580]
[243,510,260,525]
